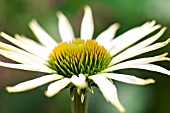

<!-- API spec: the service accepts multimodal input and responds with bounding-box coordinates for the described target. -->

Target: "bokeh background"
[0,0,170,113]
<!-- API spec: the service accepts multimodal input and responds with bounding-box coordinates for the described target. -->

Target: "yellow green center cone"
[48,39,111,77]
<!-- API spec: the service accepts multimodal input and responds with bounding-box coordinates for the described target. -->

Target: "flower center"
[47,39,111,77]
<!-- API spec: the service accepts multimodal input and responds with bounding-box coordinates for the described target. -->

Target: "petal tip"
[0,32,6,37]
[164,38,170,45]
[119,107,126,113]
[151,20,156,24]
[6,87,14,93]
[114,23,120,28]
[146,79,155,84]
[108,23,120,32]
[84,5,91,11]
[163,26,167,31]
[113,100,126,113]
[0,32,3,36]
[44,91,53,97]
[84,5,92,16]
[14,34,20,39]
[164,52,168,56]
[167,37,170,42]
[28,19,38,28]
[56,11,63,18]
[154,24,162,30]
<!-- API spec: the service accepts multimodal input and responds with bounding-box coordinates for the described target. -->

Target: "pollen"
[47,39,111,77]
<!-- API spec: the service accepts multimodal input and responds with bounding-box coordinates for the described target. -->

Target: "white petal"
[45,78,71,97]
[0,61,53,73]
[0,49,43,65]
[81,5,94,40]
[96,23,120,47]
[105,53,169,72]
[109,22,161,56]
[28,19,57,49]
[89,75,125,112]
[127,27,167,50]
[15,34,51,54]
[107,21,156,50]
[0,32,48,60]
[71,74,87,89]
[79,74,86,81]
[0,41,46,64]
[141,20,156,28]
[6,74,63,92]
[57,11,74,42]
[107,26,140,49]
[130,64,170,75]
[102,73,155,85]
[110,37,170,65]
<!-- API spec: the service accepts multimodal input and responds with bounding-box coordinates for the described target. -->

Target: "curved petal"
[102,73,155,85]
[28,19,57,49]
[81,5,94,40]
[126,27,167,50]
[0,32,48,60]
[109,22,161,56]
[45,78,71,97]
[105,53,170,72]
[6,74,63,92]
[107,21,156,50]
[129,64,170,75]
[0,61,53,73]
[71,74,87,89]
[0,41,46,64]
[141,20,156,28]
[57,11,74,42]
[110,37,170,65]
[15,34,51,54]
[0,49,44,65]
[89,75,125,112]
[96,23,120,48]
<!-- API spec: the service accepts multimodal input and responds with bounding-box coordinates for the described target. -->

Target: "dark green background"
[0,0,170,113]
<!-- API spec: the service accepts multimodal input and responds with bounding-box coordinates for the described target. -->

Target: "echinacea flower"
[0,5,170,112]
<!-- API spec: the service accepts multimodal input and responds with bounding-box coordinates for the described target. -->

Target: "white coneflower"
[0,5,170,113]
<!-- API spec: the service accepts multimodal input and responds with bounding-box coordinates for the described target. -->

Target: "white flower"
[0,5,170,112]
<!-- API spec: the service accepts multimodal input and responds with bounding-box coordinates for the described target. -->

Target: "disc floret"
[48,39,111,77]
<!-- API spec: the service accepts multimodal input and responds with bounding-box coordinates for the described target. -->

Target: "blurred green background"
[0,0,170,113]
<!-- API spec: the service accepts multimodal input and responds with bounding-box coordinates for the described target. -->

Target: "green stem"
[71,88,88,113]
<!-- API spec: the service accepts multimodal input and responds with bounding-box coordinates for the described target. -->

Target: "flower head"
[0,5,170,112]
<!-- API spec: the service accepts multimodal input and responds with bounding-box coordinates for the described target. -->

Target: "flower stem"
[71,88,88,113]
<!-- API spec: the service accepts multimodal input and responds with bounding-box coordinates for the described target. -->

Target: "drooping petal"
[45,78,71,97]
[15,34,51,54]
[89,75,125,112]
[102,73,155,85]
[57,11,74,42]
[0,41,46,64]
[0,49,44,65]
[96,23,120,48]
[71,74,87,89]
[81,5,94,40]
[0,61,54,73]
[129,64,170,75]
[107,21,156,50]
[28,19,57,49]
[126,27,167,50]
[141,20,156,28]
[105,53,170,72]
[110,37,170,65]
[6,74,63,92]
[109,21,161,56]
[107,27,139,49]
[0,32,48,60]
